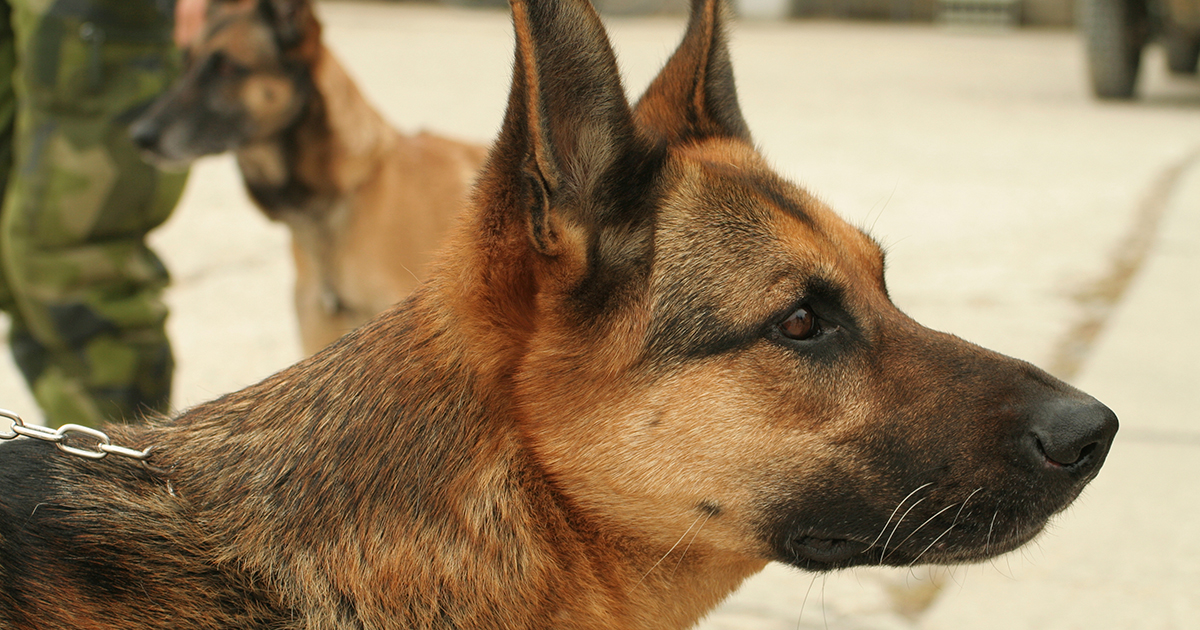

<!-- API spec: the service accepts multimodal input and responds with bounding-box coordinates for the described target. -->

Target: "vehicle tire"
[1165,31,1200,75]
[1079,0,1148,99]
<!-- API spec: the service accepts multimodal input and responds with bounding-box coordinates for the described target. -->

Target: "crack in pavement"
[1049,147,1200,379]
[1047,146,1200,446]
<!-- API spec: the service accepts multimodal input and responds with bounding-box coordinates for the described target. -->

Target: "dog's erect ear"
[488,0,660,259]
[256,0,315,51]
[633,0,750,144]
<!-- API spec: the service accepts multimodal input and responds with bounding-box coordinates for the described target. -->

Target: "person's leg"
[2,0,187,426]
[0,0,17,315]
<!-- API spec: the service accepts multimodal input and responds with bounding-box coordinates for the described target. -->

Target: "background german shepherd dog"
[0,0,1116,627]
[130,0,486,355]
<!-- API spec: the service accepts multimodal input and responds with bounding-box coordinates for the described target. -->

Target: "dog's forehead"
[656,143,887,302]
[197,12,279,65]
[638,143,890,363]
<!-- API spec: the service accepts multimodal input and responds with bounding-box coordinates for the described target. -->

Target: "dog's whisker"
[908,519,959,567]
[668,513,711,579]
[866,481,933,550]
[902,489,981,567]
[820,574,830,630]
[985,508,1000,558]
[399,262,421,284]
[795,573,820,630]
[949,487,983,531]
[885,500,963,561]
[879,496,927,563]
[629,512,704,594]
[867,181,899,235]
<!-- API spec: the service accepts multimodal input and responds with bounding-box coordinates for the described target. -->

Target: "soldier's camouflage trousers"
[0,0,187,427]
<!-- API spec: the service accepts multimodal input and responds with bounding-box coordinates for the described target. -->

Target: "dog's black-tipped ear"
[256,0,313,50]
[634,0,750,144]
[489,0,658,258]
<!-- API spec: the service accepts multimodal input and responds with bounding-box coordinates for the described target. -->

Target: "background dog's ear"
[257,0,317,52]
[486,0,660,259]
[633,0,750,145]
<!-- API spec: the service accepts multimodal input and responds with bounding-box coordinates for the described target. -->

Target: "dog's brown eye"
[779,306,818,340]
[219,58,240,76]
[206,52,243,78]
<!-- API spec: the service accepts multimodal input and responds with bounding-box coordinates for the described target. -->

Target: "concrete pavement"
[918,135,1200,630]
[1,2,1198,628]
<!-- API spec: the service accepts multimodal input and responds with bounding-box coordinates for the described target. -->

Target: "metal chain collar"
[0,408,152,462]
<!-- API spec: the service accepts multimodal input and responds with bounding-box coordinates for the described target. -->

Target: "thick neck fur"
[114,21,759,622]
[112,221,758,627]
[235,38,395,223]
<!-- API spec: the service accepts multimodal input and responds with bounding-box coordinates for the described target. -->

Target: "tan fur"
[272,44,486,352]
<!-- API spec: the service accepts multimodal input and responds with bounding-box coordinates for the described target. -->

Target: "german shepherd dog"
[130,0,487,355]
[1,0,1116,627]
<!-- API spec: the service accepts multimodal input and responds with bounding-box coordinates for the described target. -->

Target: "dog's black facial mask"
[129,8,311,165]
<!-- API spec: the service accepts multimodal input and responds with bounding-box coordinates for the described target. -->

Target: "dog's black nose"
[128,118,160,152]
[1026,396,1118,472]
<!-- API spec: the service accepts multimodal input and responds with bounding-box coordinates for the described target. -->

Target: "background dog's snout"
[128,118,161,152]
[1027,397,1118,470]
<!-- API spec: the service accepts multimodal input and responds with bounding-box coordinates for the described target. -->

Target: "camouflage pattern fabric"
[0,0,187,426]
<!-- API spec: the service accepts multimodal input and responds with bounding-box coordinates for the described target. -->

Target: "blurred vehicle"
[1080,0,1200,98]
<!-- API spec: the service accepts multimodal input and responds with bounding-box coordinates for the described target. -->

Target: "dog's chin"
[777,519,1050,572]
[138,149,195,173]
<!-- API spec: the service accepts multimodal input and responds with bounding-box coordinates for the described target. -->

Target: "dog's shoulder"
[0,438,65,528]
[0,438,87,622]
[0,438,145,564]
[0,435,291,627]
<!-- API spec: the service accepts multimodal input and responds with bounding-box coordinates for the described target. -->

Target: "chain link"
[0,408,153,463]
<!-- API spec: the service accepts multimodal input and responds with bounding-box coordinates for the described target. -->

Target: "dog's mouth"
[787,535,873,567]
[137,150,193,172]
[778,509,1056,571]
